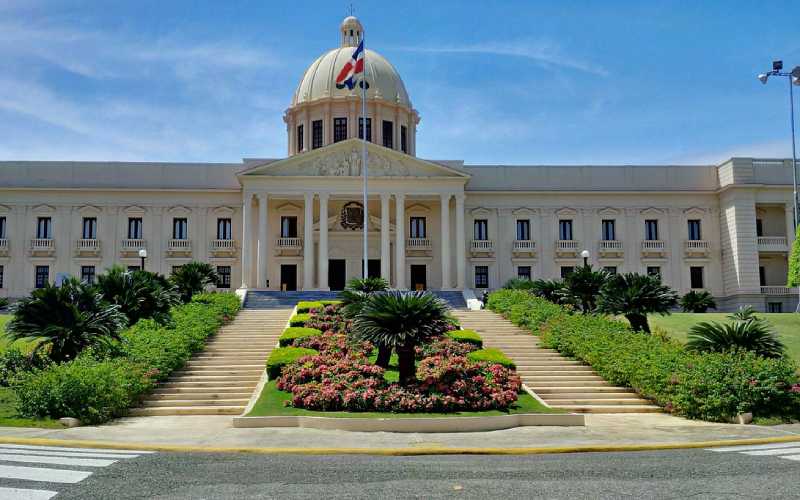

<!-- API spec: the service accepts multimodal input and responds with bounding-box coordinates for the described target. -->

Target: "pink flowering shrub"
[305,304,349,333]
[416,337,477,359]
[293,331,373,357]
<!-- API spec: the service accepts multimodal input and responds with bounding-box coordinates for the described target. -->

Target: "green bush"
[320,300,342,306]
[680,290,716,313]
[295,301,323,314]
[0,348,51,387]
[788,225,800,287]
[487,290,565,332]
[467,348,515,368]
[266,347,318,379]
[279,327,323,347]
[289,313,311,327]
[446,329,483,347]
[488,290,799,422]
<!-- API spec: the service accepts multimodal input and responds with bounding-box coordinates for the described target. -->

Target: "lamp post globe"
[138,248,147,271]
[580,249,590,267]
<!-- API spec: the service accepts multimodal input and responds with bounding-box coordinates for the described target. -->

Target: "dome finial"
[340,14,363,47]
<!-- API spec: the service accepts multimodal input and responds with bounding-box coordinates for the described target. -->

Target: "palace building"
[0,16,797,311]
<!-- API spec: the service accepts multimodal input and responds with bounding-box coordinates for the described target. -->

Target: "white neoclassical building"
[0,16,797,311]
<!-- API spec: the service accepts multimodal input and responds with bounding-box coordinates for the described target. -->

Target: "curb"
[0,434,798,456]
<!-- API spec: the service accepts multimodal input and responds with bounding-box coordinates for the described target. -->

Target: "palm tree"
[5,278,127,362]
[169,261,218,303]
[97,266,179,325]
[529,279,567,303]
[352,290,449,386]
[563,266,610,313]
[679,290,716,313]
[598,273,679,333]
[687,320,785,358]
[339,277,391,366]
[502,278,536,290]
[728,305,758,322]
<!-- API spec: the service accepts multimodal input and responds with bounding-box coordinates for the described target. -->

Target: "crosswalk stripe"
[0,464,92,483]
[742,446,800,456]
[0,486,57,500]
[0,453,116,468]
[782,454,800,461]
[0,449,141,460]
[706,442,800,452]
[0,444,152,455]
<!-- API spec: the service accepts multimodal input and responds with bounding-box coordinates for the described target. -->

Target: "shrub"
[0,348,51,387]
[502,278,536,290]
[0,297,8,309]
[529,279,568,304]
[487,290,565,331]
[97,266,179,325]
[320,300,342,306]
[687,320,785,358]
[169,261,218,303]
[295,301,323,314]
[266,347,318,379]
[788,225,800,288]
[446,329,483,347]
[467,348,515,369]
[680,290,717,313]
[279,327,323,347]
[598,273,679,333]
[417,337,478,359]
[289,313,312,327]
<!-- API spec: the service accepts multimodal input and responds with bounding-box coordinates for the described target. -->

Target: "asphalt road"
[41,446,800,499]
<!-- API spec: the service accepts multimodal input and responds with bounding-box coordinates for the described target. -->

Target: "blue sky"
[1,0,799,165]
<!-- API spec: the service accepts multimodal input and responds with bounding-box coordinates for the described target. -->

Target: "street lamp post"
[138,248,147,271]
[580,249,590,268]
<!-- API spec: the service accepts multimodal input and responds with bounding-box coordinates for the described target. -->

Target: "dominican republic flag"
[335,39,365,90]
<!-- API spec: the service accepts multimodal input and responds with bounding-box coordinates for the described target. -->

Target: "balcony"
[757,236,789,253]
[761,286,797,296]
[209,239,237,257]
[512,240,537,257]
[555,239,580,257]
[29,238,55,257]
[684,240,710,257]
[75,238,101,257]
[166,239,192,257]
[406,238,432,255]
[120,239,146,258]
[470,239,495,256]
[598,240,624,258]
[275,237,303,256]
[0,239,8,257]
[641,240,666,258]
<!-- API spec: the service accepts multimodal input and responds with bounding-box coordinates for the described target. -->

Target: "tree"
[169,262,218,303]
[502,278,536,290]
[5,278,127,362]
[597,272,679,333]
[563,266,610,314]
[97,266,179,325]
[529,279,567,304]
[686,320,785,358]
[339,277,391,366]
[352,291,449,386]
[679,290,716,313]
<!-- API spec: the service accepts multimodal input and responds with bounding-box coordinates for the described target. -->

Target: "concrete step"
[159,380,258,389]
[542,397,654,405]
[527,380,612,387]
[185,362,265,368]
[520,375,607,382]
[128,406,244,416]
[172,369,264,376]
[143,398,250,407]
[531,386,634,394]
[167,375,262,383]
[549,404,662,414]
[153,387,254,396]
[518,367,596,373]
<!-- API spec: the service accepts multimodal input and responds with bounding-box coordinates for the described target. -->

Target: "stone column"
[303,192,315,290]
[455,194,466,289]
[440,193,452,289]
[394,193,406,289]
[241,194,253,288]
[257,193,269,288]
[380,192,391,282]
[318,193,329,290]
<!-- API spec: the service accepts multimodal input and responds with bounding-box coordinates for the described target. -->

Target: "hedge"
[467,348,515,368]
[279,327,323,347]
[296,301,323,314]
[266,347,318,379]
[488,289,800,422]
[11,292,241,424]
[289,313,311,327]
[446,329,483,347]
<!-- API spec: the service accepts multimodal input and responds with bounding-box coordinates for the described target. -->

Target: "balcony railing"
[470,239,495,254]
[761,286,797,296]
[512,240,536,254]
[209,239,237,256]
[555,239,580,256]
[406,238,432,250]
[641,240,666,256]
[167,239,192,256]
[276,237,302,249]
[598,240,623,256]
[684,240,710,256]
[0,238,8,256]
[757,236,789,252]
[121,238,146,250]
[29,238,55,255]
[75,238,101,255]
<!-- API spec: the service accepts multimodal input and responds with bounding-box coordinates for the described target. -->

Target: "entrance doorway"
[361,259,381,279]
[328,259,346,291]
[280,264,297,291]
[410,264,427,291]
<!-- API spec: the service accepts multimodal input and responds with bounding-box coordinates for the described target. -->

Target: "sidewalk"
[0,414,797,453]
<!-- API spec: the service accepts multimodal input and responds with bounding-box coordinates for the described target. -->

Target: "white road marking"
[782,454,800,461]
[0,464,92,483]
[0,449,142,459]
[743,447,800,456]
[0,444,152,455]
[0,486,57,500]
[0,453,116,468]
[706,442,800,452]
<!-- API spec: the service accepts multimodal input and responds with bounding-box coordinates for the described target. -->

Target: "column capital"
[318,192,330,202]
[257,192,269,203]
[454,193,466,203]
[303,191,314,202]
[380,192,392,202]
[440,193,452,202]
[394,192,406,202]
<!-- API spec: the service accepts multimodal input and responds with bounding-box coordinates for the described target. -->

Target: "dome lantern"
[340,16,363,47]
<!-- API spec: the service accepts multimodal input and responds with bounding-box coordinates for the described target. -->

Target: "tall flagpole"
[361,35,369,279]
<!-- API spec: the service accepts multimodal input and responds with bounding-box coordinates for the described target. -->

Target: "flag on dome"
[335,39,365,90]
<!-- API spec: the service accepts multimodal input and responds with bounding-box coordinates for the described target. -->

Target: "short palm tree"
[529,279,567,303]
[728,305,758,322]
[598,273,679,333]
[169,261,218,303]
[353,290,449,385]
[502,278,536,290]
[340,277,391,366]
[687,320,785,358]
[563,266,610,313]
[679,290,716,313]
[5,278,127,362]
[97,266,179,325]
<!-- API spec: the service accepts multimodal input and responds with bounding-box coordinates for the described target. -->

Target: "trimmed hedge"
[446,329,483,347]
[320,300,342,306]
[266,347,318,379]
[296,301,323,314]
[289,313,311,327]
[488,289,800,422]
[467,348,515,369]
[279,327,323,347]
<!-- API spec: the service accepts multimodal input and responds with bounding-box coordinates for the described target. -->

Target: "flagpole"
[361,36,369,279]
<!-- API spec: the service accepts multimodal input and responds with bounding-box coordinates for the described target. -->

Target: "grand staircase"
[451,309,661,413]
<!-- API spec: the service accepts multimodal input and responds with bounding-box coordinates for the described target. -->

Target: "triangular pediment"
[238,139,469,179]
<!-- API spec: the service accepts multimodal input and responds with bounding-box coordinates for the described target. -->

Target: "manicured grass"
[0,314,40,354]
[246,381,556,418]
[648,313,800,362]
[0,388,63,428]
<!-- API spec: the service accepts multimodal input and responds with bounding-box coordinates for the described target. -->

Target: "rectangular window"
[645,219,659,240]
[409,217,426,238]
[280,216,298,238]
[0,265,3,288]
[217,218,232,240]
[358,118,372,142]
[172,218,188,240]
[517,266,531,280]
[333,117,347,143]
[756,218,763,237]
[382,120,393,149]
[127,218,143,239]
[688,219,702,240]
[647,266,661,280]
[0,216,6,239]
[400,125,408,153]
[82,217,97,239]
[36,217,52,239]
[35,265,49,288]
[516,220,530,241]
[558,220,573,240]
[690,266,704,289]
[603,266,618,275]
[312,120,323,149]
[560,266,574,279]
[768,302,783,313]
[473,219,488,240]
[216,266,231,289]
[297,124,304,152]
[127,265,141,272]
[474,266,489,288]
[759,266,766,287]
[601,219,616,241]
[80,265,96,285]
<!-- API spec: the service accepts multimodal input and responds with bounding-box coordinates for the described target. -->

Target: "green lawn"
[0,387,63,428]
[649,313,800,362]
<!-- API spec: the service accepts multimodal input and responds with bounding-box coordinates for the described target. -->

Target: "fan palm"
[5,278,127,362]
[339,277,391,366]
[97,266,179,325]
[353,291,449,385]
[598,273,679,333]
[679,290,716,313]
[728,305,758,322]
[529,279,567,303]
[687,320,785,358]
[563,266,610,313]
[169,261,218,303]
